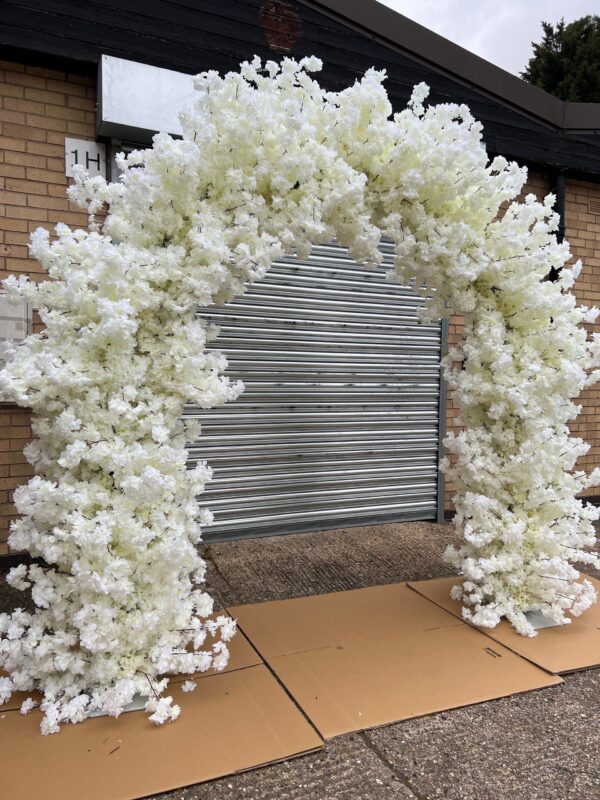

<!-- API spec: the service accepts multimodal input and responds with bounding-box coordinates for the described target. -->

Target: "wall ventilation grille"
[589,198,600,215]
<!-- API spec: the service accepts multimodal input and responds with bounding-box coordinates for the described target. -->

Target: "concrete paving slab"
[148,734,418,800]
[365,669,600,800]
[206,520,459,605]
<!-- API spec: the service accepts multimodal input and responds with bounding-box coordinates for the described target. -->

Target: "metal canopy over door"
[185,241,444,541]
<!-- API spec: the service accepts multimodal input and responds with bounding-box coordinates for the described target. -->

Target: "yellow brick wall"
[0,59,94,545]
[565,179,600,496]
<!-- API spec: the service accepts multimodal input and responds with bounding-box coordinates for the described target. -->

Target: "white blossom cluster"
[0,57,598,733]
[439,212,600,635]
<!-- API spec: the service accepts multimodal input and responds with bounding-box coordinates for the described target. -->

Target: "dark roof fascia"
[564,103,600,132]
[0,45,95,77]
[312,0,600,133]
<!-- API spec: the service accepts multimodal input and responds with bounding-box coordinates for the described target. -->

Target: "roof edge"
[312,0,600,132]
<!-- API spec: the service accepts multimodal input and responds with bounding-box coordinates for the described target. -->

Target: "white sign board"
[97,54,196,140]
[65,137,107,178]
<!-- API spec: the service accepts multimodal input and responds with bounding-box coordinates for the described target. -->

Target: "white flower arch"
[1,57,599,733]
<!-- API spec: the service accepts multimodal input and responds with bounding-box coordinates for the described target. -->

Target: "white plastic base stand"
[525,610,562,630]
[87,694,148,718]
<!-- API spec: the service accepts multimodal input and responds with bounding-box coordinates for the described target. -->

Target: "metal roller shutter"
[185,241,444,541]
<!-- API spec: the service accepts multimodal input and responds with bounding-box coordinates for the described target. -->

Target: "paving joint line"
[232,619,325,745]
[360,730,426,800]
[202,544,236,596]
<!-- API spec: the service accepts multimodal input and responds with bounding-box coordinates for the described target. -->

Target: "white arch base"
[0,57,599,733]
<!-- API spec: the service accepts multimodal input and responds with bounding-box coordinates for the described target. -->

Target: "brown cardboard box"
[229,583,562,738]
[0,666,323,800]
[408,575,600,674]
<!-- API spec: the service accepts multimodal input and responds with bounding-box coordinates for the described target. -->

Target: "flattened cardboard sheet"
[228,582,464,656]
[408,574,600,675]
[0,616,261,713]
[231,584,561,739]
[0,665,322,800]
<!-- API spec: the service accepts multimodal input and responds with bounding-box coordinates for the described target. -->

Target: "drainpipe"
[548,170,566,281]
[552,171,566,244]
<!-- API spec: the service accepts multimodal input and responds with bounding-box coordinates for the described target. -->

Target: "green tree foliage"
[521,15,600,101]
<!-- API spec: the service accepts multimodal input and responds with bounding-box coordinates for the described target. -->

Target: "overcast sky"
[379,1,598,75]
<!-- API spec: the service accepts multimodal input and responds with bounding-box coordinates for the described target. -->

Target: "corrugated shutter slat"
[185,242,442,540]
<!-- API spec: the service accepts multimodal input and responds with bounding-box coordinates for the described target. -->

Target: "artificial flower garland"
[0,57,598,733]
